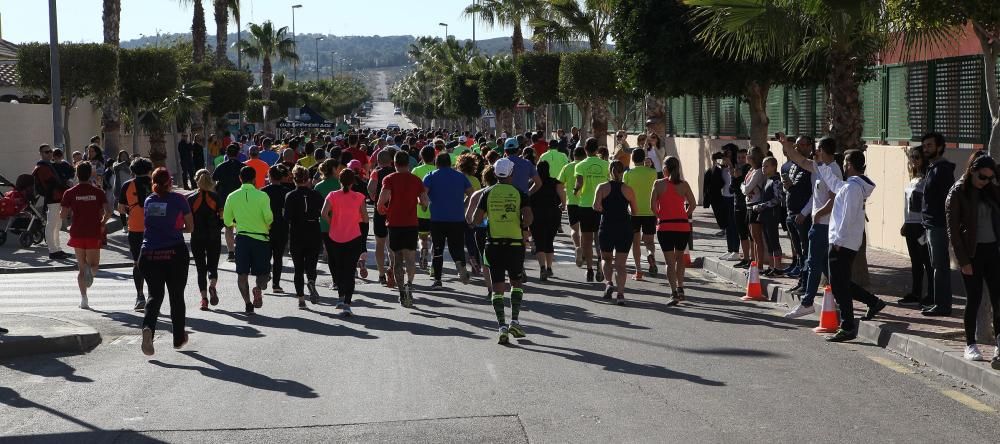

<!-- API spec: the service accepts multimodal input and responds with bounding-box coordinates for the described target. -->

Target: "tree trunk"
[498,108,513,135]
[262,57,273,101]
[101,0,121,157]
[532,27,548,53]
[132,108,140,155]
[645,95,666,141]
[973,22,1000,157]
[512,23,525,59]
[746,81,770,150]
[62,99,74,153]
[149,125,167,168]
[513,108,523,135]
[828,52,864,153]
[592,98,609,149]
[579,102,592,141]
[213,0,229,66]
[534,103,548,136]
[192,0,207,63]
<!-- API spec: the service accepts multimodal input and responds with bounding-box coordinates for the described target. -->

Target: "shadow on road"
[319,309,488,340]
[217,312,379,339]
[0,387,166,442]
[517,343,726,386]
[1,352,93,383]
[150,351,319,399]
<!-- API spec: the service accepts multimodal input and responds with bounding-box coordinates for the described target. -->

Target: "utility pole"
[48,0,63,148]
[315,37,324,82]
[439,22,448,42]
[472,0,476,47]
[292,4,302,81]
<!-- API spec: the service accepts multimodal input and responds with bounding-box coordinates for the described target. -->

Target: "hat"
[459,135,467,143]
[347,159,363,172]
[503,138,519,151]
[494,158,515,178]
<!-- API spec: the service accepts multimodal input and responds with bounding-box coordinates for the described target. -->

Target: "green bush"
[209,70,252,116]
[119,48,179,108]
[17,43,118,102]
[516,52,561,106]
[558,51,617,106]
[479,68,518,111]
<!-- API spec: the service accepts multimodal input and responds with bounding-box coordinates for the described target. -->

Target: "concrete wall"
[618,135,973,256]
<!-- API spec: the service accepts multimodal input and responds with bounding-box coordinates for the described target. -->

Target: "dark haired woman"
[285,166,325,308]
[652,156,697,306]
[530,161,566,281]
[900,146,933,306]
[60,162,108,309]
[945,151,1000,363]
[594,160,636,304]
[262,165,294,293]
[188,169,223,310]
[140,168,194,356]
[320,168,370,315]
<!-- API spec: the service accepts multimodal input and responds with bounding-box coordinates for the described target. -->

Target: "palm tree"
[187,0,207,63]
[160,81,211,172]
[213,0,240,66]
[464,0,542,58]
[685,0,891,153]
[101,0,121,156]
[238,21,298,101]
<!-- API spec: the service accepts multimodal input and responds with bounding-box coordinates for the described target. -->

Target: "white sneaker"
[965,344,984,361]
[724,253,741,261]
[784,304,815,319]
[79,296,89,310]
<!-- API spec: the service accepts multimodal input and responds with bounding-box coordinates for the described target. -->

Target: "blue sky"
[0,0,510,44]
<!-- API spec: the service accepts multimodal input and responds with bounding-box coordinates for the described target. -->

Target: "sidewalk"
[689,208,1000,397]
[0,218,134,274]
[0,314,101,359]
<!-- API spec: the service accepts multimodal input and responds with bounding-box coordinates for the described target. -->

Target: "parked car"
[387,123,400,131]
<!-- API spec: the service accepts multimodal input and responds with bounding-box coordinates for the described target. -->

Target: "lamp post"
[330,51,337,80]
[472,0,477,47]
[439,22,448,41]
[291,4,302,81]
[48,0,63,148]
[314,37,324,82]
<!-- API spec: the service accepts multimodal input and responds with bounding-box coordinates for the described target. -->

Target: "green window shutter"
[766,85,786,135]
[720,97,738,136]
[785,87,801,137]
[932,56,986,144]
[683,96,697,136]
[886,65,912,141]
[668,97,683,135]
[907,62,931,141]
[738,99,751,138]
[861,71,885,142]
[813,86,829,137]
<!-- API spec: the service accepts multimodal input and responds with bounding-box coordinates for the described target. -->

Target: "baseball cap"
[459,135,467,143]
[347,159,363,172]
[494,158,515,178]
[503,138,519,151]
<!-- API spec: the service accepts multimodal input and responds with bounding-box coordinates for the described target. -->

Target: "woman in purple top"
[139,168,194,356]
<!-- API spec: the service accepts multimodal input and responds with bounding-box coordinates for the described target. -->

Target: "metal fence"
[541,55,999,147]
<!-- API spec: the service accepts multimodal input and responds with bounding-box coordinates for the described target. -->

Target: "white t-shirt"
[803,161,843,225]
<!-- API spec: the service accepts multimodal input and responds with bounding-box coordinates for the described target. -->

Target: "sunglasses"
[909,155,922,160]
[978,173,996,182]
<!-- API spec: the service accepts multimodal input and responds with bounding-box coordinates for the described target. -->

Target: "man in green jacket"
[224,166,274,314]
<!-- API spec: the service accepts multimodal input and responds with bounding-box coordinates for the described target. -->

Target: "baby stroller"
[0,173,46,248]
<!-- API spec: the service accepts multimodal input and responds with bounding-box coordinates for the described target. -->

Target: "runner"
[262,165,294,293]
[574,138,610,283]
[457,153,484,276]
[539,139,569,187]
[187,169,223,310]
[368,149,397,287]
[530,161,566,281]
[245,147,270,189]
[559,147,587,267]
[623,149,659,280]
[223,166,274,314]
[412,144,438,270]
[321,168,369,315]
[139,168,193,356]
[213,144,243,262]
[117,157,153,311]
[423,152,473,288]
[377,151,429,307]
[473,158,534,345]
[467,166,498,297]
[652,157,697,306]
[594,160,638,305]
[285,166,325,307]
[60,162,108,309]
[314,158,341,270]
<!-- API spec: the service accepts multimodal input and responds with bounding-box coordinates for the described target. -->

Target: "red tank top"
[656,181,691,232]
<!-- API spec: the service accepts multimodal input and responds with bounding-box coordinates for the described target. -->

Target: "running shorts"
[235,235,271,276]
[599,229,634,253]
[631,216,656,235]
[388,226,419,251]
[128,231,144,260]
[68,236,102,250]
[373,213,389,238]
[484,242,525,282]
[657,230,690,252]
[577,207,599,233]
[567,204,581,226]
[418,218,431,234]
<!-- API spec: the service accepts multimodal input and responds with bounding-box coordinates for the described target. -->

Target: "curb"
[0,262,134,275]
[0,314,102,359]
[702,255,1000,398]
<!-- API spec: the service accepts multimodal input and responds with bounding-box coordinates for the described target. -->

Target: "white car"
[387,123,400,131]
[393,108,402,115]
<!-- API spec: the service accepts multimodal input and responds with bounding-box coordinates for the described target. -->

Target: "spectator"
[644,133,666,178]
[32,144,70,260]
[177,133,194,190]
[899,146,933,306]
[944,151,1000,361]
[613,130,631,168]
[51,148,76,186]
[751,157,785,276]
[782,136,814,281]
[191,134,206,172]
[921,132,957,316]
[703,151,727,237]
[742,147,767,269]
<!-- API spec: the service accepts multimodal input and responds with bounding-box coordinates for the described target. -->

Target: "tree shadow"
[92,309,265,340]
[518,343,726,386]
[409,306,569,339]
[150,351,318,399]
[317,310,487,340]
[521,299,651,330]
[216,312,378,339]
[0,352,93,383]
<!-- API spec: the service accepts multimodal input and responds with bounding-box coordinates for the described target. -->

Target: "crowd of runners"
[43,125,699,352]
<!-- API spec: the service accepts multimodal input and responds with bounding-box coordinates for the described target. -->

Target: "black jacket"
[262,183,295,235]
[702,166,724,209]
[785,162,812,215]
[922,157,956,227]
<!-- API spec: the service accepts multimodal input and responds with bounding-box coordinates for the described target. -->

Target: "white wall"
[0,101,100,181]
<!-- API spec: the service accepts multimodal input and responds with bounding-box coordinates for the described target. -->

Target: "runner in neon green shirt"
[412,145,437,269]
[573,138,609,282]
[623,149,659,280]
[223,167,274,313]
[539,143,569,186]
[558,146,587,267]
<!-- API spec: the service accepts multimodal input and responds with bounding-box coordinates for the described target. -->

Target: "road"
[3,228,1000,442]
[362,101,416,131]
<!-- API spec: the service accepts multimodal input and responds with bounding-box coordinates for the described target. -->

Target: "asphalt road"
[361,101,416,131]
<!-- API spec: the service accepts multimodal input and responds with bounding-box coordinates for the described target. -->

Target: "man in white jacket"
[782,137,887,342]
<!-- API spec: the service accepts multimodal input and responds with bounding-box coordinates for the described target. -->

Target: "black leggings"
[190,235,220,292]
[431,221,467,280]
[330,236,364,304]
[531,223,556,254]
[139,243,189,345]
[961,242,1000,345]
[290,233,321,297]
[903,223,933,300]
[270,230,288,288]
[760,217,782,257]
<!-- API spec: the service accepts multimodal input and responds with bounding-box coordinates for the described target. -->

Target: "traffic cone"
[683,250,693,267]
[813,285,840,333]
[741,261,766,301]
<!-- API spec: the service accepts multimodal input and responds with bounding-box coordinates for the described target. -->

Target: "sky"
[0,0,510,44]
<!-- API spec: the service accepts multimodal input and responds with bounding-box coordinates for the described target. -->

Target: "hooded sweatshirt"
[815,163,876,251]
[922,157,955,227]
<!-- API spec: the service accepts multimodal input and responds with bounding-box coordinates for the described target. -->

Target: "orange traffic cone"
[741,261,766,301]
[813,285,840,333]
[683,251,693,267]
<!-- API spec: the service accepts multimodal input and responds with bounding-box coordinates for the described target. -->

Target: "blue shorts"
[235,235,271,276]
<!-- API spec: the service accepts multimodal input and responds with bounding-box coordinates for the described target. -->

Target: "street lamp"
[439,22,448,41]
[291,4,302,81]
[330,51,337,80]
[314,37,324,82]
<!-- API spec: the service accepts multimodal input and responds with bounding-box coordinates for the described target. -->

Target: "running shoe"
[677,288,686,302]
[83,267,94,288]
[403,286,415,308]
[386,270,397,288]
[134,298,146,312]
[539,269,548,282]
[964,344,984,361]
[227,252,235,262]
[595,269,605,283]
[826,329,857,342]
[431,280,443,289]
[398,286,407,306]
[343,305,353,316]
[79,296,89,310]
[141,327,154,356]
[575,249,584,267]
[298,298,307,309]
[586,269,594,282]
[784,304,815,319]
[617,294,626,306]
[358,259,368,279]
[209,286,219,306]
[603,284,614,300]
[665,291,680,307]
[335,301,345,310]
[545,267,554,279]
[633,271,644,281]
[252,287,263,308]
[459,263,470,284]
[199,298,209,311]
[508,321,526,338]
[379,274,387,286]
[245,303,255,315]
[173,332,189,350]
[647,254,658,276]
[273,285,285,294]
[307,281,320,304]
[498,325,510,345]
